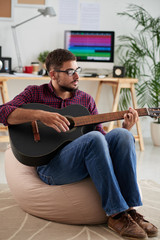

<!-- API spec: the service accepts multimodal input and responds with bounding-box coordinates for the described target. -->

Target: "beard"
[59,85,78,92]
[57,77,79,93]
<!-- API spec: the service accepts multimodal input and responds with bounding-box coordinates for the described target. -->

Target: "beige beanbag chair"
[5,147,107,224]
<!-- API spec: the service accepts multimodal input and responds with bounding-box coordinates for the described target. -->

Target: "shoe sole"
[147,233,158,237]
[108,226,148,240]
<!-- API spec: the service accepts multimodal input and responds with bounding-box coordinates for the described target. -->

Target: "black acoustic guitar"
[8,103,160,166]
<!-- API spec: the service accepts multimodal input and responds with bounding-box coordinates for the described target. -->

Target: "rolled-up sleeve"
[0,86,35,126]
[0,104,17,125]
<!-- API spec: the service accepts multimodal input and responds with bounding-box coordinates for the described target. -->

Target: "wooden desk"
[0,75,144,151]
[0,77,10,142]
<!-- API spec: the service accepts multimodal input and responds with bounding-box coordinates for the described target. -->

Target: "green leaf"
[116,4,160,111]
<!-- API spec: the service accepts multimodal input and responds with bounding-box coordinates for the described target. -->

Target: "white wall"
[0,0,160,138]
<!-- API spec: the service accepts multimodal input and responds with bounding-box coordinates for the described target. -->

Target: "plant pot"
[150,121,160,146]
[43,63,46,70]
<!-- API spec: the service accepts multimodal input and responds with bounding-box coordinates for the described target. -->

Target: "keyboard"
[79,73,98,77]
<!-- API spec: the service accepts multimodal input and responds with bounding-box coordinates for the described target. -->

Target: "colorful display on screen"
[65,31,114,62]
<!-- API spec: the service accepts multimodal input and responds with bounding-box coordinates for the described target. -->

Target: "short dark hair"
[45,48,76,72]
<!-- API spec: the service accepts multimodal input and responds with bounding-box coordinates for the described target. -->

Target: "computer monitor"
[64,30,115,74]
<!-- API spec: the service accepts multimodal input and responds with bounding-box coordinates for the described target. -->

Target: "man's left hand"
[122,107,139,130]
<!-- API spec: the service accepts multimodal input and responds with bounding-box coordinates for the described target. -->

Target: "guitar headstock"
[147,108,160,118]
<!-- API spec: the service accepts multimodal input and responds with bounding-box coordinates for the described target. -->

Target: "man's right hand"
[40,111,70,132]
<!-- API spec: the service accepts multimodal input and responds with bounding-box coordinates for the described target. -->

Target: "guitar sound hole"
[66,116,75,130]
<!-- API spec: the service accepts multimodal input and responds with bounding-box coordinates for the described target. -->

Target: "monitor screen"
[64,30,115,64]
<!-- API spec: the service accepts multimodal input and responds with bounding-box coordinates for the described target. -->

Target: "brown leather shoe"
[128,210,158,237]
[107,212,148,239]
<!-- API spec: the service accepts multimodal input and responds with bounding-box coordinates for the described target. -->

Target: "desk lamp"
[11,7,56,72]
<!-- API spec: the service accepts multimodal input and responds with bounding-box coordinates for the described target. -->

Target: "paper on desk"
[0,73,14,76]
[14,73,42,77]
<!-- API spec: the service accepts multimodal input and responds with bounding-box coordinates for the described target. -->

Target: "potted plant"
[38,51,49,64]
[116,4,160,146]
[38,51,49,75]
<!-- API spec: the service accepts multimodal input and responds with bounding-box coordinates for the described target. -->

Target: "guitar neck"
[73,108,148,127]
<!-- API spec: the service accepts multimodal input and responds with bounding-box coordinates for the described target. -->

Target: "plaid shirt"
[0,81,106,135]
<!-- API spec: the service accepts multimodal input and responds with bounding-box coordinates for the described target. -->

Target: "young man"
[0,49,158,239]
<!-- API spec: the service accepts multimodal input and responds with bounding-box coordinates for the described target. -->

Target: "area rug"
[0,180,160,240]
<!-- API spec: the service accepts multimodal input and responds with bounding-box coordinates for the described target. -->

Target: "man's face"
[54,60,81,92]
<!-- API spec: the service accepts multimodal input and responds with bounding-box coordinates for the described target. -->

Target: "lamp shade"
[38,7,56,17]
[11,6,56,72]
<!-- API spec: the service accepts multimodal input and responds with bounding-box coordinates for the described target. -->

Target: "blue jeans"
[37,128,142,216]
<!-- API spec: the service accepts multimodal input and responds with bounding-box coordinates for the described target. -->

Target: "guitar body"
[9,103,158,167]
[9,103,95,166]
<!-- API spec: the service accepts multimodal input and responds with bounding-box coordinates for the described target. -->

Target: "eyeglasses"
[54,67,82,76]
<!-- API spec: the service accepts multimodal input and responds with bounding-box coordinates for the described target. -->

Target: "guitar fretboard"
[73,108,148,127]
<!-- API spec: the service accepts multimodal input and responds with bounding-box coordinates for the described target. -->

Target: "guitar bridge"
[31,121,40,142]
